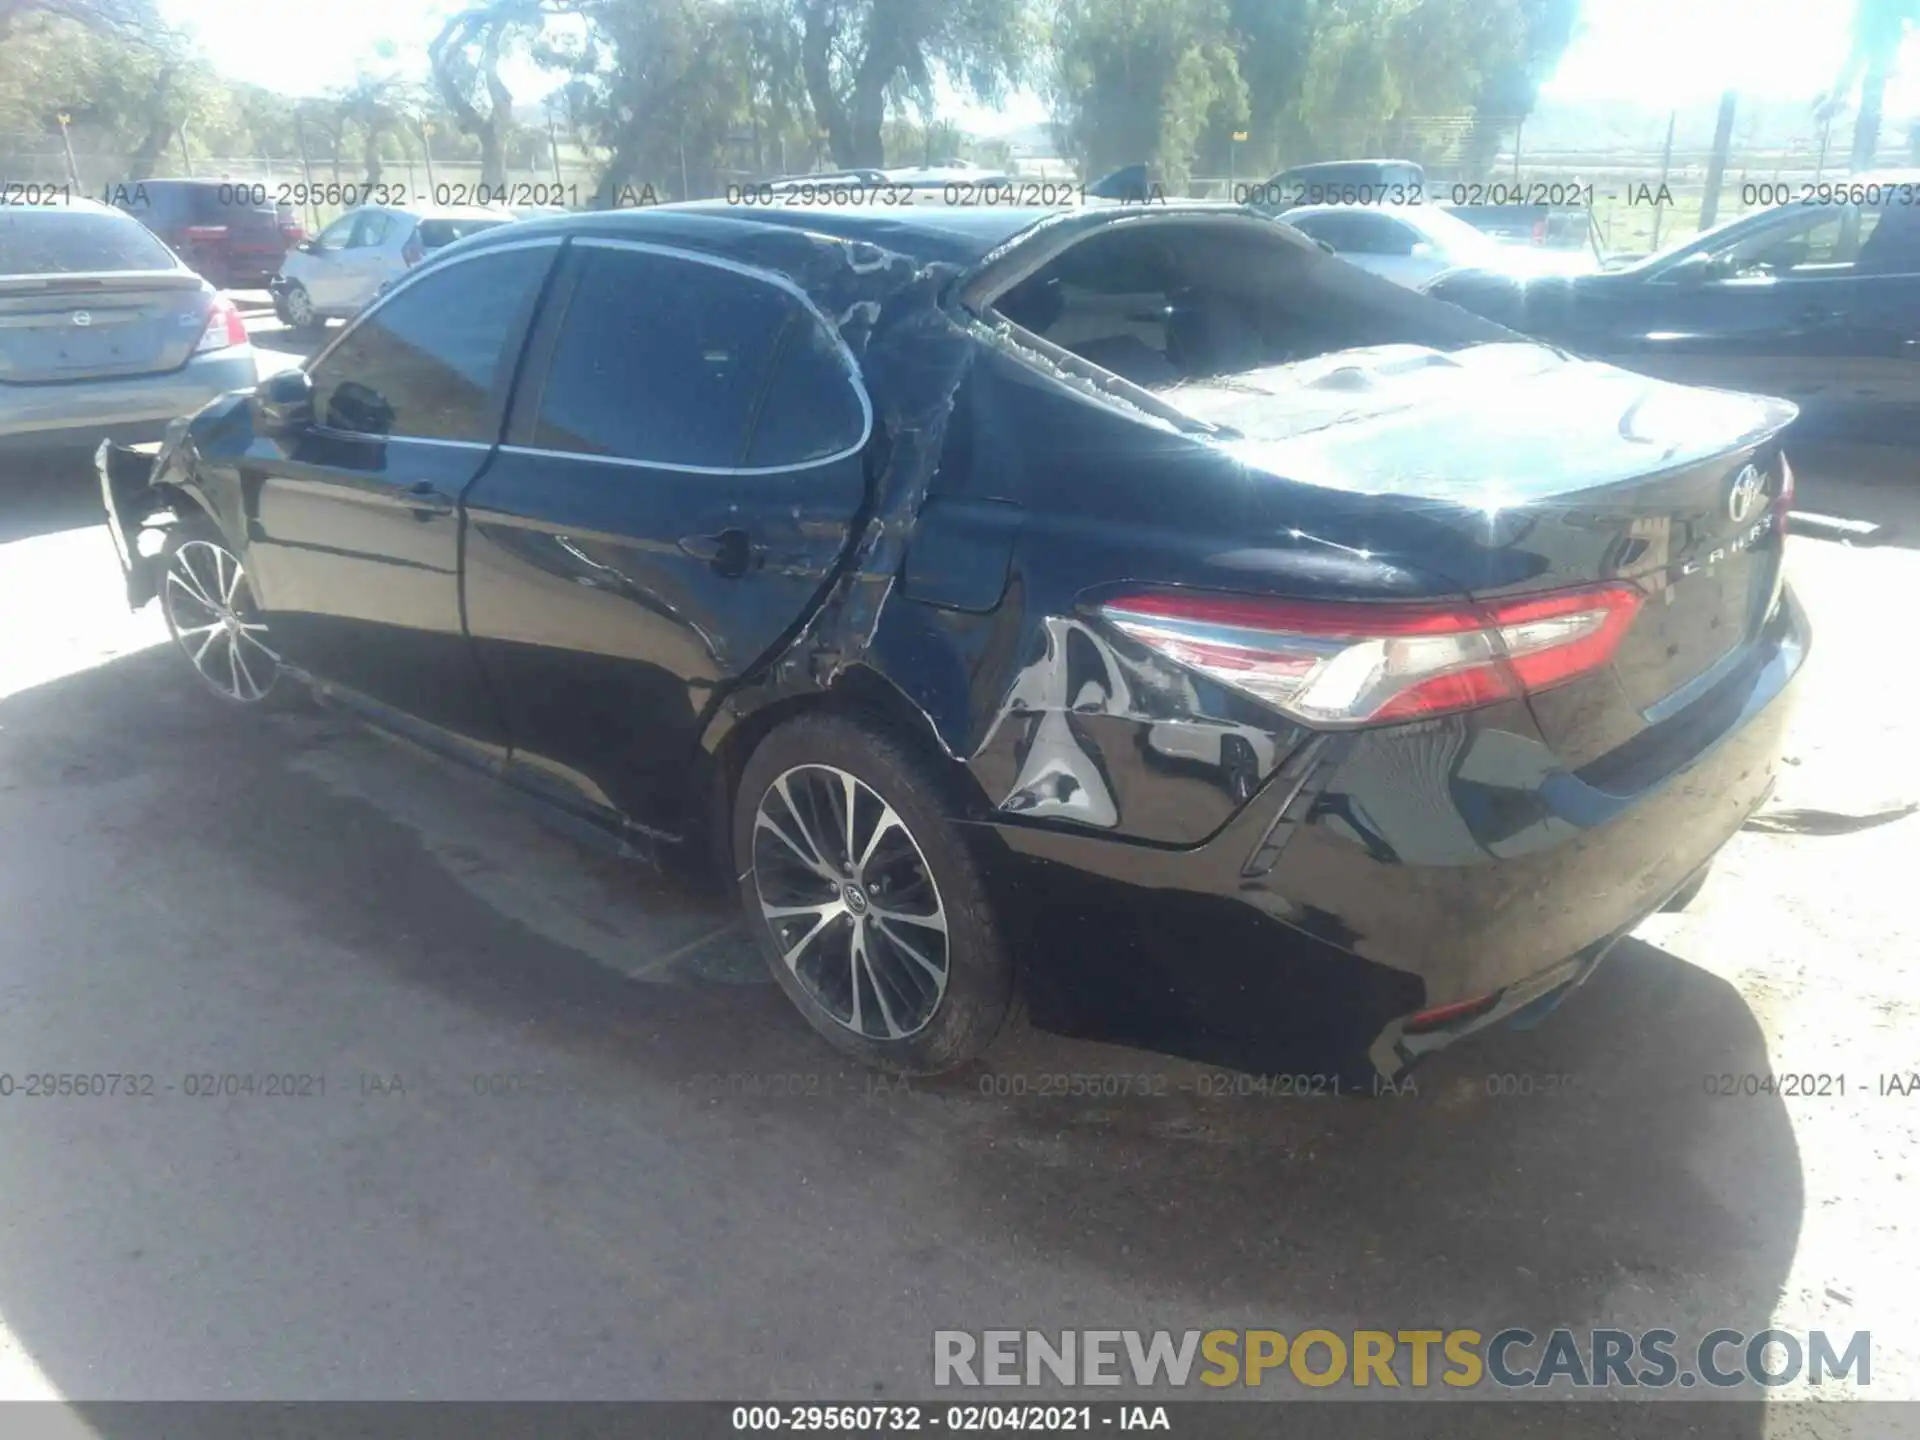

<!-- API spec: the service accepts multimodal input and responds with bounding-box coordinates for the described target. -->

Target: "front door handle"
[402,480,453,518]
[679,527,760,578]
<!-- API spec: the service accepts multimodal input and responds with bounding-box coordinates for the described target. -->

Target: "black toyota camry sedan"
[99,199,1808,1085]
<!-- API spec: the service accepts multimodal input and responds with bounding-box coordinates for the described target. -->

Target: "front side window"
[1707,205,1881,278]
[309,244,553,441]
[0,209,176,275]
[532,247,817,469]
[349,211,392,249]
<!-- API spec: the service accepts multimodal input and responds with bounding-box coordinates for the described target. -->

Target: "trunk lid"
[1163,342,1796,752]
[0,271,210,382]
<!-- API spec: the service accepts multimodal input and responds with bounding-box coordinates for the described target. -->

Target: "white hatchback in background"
[1281,203,1596,289]
[269,204,512,329]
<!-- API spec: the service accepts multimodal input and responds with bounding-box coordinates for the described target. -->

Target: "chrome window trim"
[496,441,859,478]
[544,236,874,471]
[303,235,567,445]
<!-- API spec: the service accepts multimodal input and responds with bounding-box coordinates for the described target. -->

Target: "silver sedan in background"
[269,203,511,331]
[0,196,257,452]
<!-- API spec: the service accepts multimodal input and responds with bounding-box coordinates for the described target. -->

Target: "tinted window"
[533,248,796,468]
[747,320,866,467]
[1709,205,1882,276]
[311,245,552,441]
[0,208,176,275]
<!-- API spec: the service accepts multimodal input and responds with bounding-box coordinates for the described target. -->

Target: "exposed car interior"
[989,219,1506,390]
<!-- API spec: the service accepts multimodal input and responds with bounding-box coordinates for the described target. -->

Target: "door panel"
[1841,273,1920,439]
[242,239,560,746]
[245,433,500,739]
[461,240,873,831]
[1600,275,1854,404]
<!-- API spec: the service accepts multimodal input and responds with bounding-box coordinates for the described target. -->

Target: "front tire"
[159,518,289,707]
[733,713,1014,1074]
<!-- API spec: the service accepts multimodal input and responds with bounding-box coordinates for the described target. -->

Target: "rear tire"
[733,713,1014,1074]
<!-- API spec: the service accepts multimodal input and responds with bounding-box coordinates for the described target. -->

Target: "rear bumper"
[0,349,257,447]
[979,589,1809,1081]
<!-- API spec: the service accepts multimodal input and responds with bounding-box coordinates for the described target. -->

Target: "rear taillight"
[280,222,306,243]
[1774,454,1795,538]
[1531,216,1548,246]
[194,295,249,353]
[401,234,425,266]
[183,224,229,243]
[1099,584,1644,726]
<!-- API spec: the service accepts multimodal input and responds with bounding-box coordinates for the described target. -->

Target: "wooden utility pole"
[546,103,563,186]
[1651,108,1677,250]
[1699,89,1738,232]
[294,113,319,231]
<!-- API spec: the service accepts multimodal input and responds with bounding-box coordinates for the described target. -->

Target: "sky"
[159,0,1912,135]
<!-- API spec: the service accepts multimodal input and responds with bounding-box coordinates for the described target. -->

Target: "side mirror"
[254,368,314,436]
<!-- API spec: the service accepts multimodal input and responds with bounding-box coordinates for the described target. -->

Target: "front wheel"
[159,519,287,706]
[279,281,320,332]
[733,714,1014,1074]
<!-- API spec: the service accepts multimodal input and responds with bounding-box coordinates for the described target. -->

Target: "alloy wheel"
[750,764,950,1041]
[163,538,280,703]
[284,283,315,328]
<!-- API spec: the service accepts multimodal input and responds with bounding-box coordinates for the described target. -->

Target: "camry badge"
[71,310,91,327]
[1727,464,1763,524]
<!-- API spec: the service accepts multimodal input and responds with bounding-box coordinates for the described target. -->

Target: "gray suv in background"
[0,197,258,451]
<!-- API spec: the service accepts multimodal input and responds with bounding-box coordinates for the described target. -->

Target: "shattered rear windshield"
[991,218,1513,393]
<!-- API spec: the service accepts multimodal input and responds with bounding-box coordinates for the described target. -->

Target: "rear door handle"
[679,527,760,578]
[402,480,453,518]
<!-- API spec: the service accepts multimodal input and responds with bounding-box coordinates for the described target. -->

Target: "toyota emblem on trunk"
[71,310,91,327]
[1727,464,1763,523]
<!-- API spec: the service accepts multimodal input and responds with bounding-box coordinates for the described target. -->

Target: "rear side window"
[533,247,803,469]
[0,209,176,275]
[310,244,553,441]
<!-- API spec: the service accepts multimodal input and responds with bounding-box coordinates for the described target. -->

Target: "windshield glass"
[0,207,177,276]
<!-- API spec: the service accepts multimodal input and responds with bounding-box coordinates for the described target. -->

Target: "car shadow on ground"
[1790,440,1920,552]
[0,648,1802,1428]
